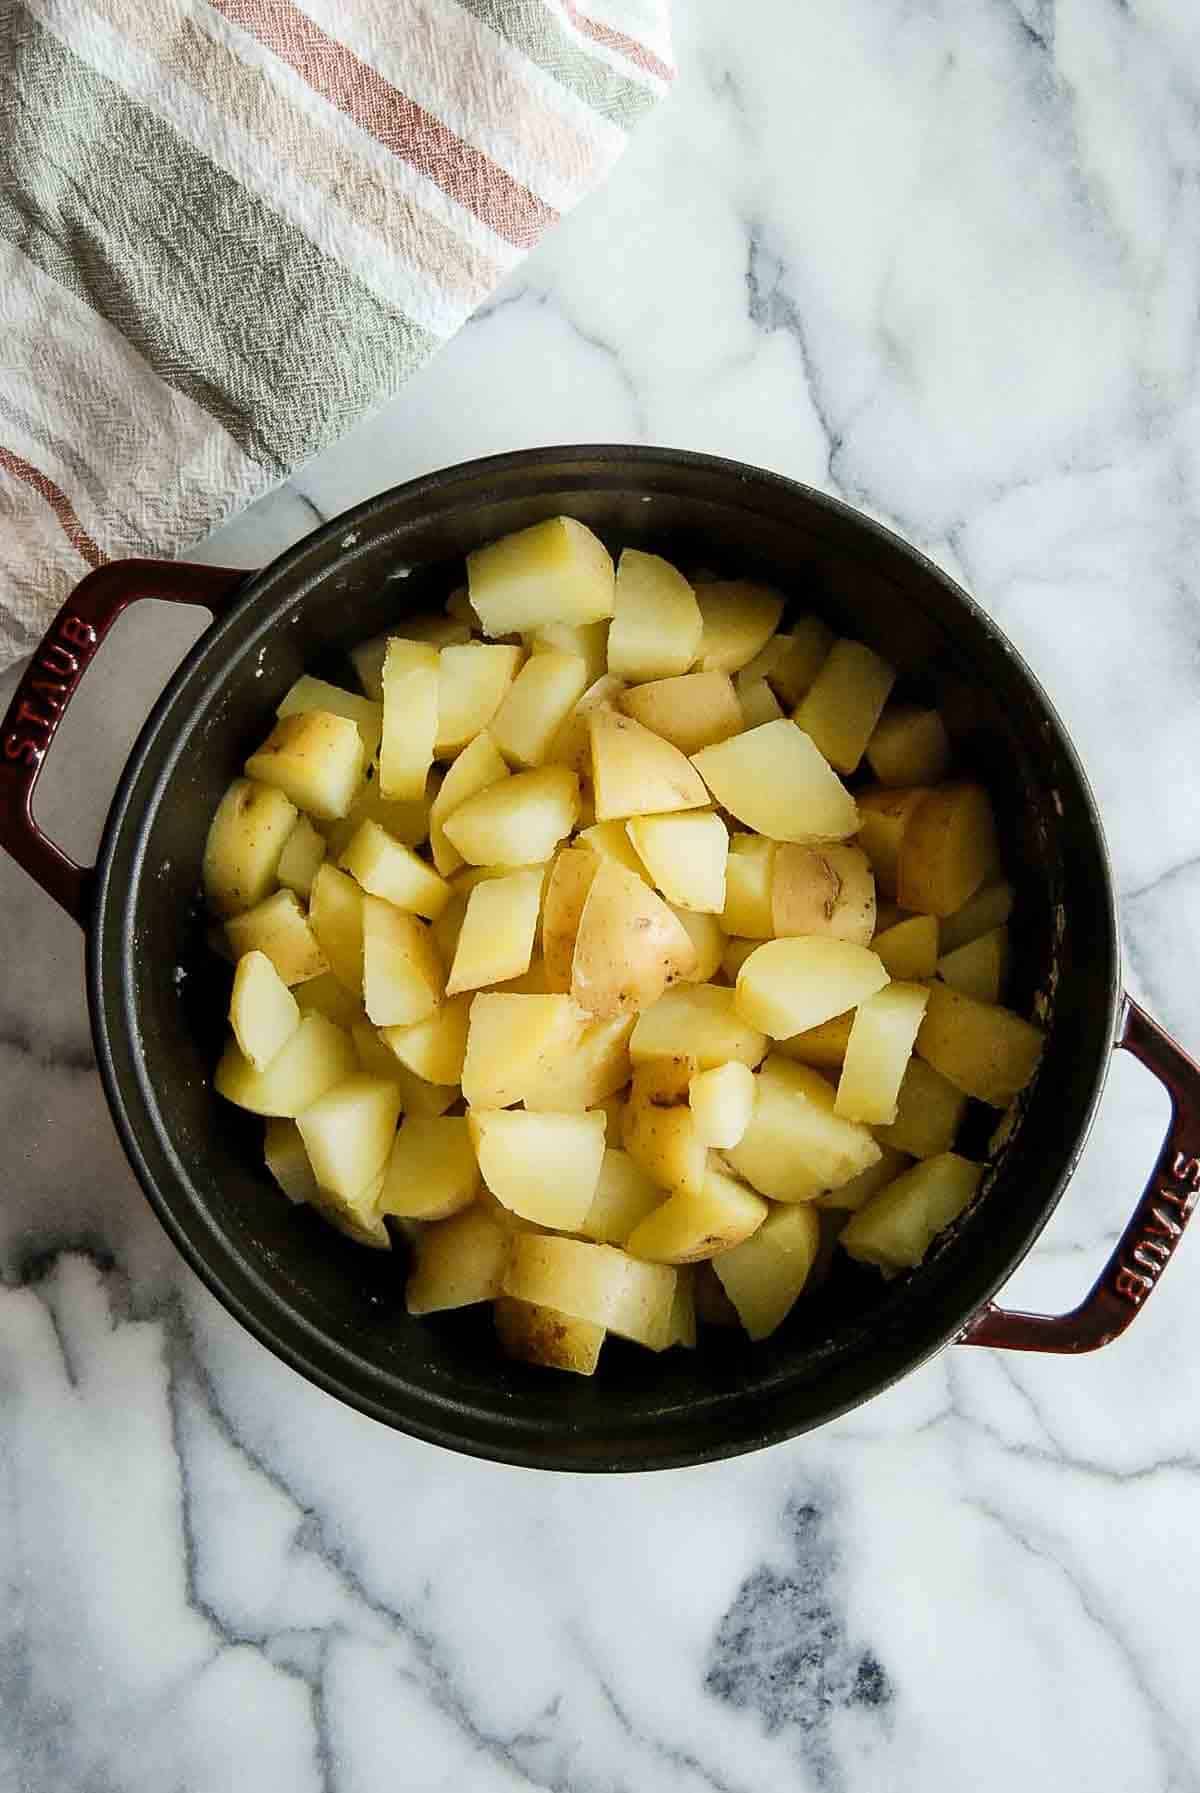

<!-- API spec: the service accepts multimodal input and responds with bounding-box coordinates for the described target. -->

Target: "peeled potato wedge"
[470,1107,607,1230]
[937,926,1009,1003]
[460,992,584,1109]
[215,1012,357,1116]
[793,639,895,774]
[436,643,523,757]
[776,1010,854,1071]
[467,516,615,636]
[528,619,609,684]
[939,880,1014,955]
[339,820,450,920]
[735,937,889,1040]
[669,905,725,983]
[380,639,438,801]
[875,1056,968,1158]
[380,991,471,1087]
[713,1204,821,1340]
[630,983,767,1070]
[579,1149,664,1245]
[916,981,1043,1106]
[406,1205,509,1314]
[626,1163,767,1264]
[867,705,951,787]
[872,913,939,980]
[589,707,709,821]
[490,651,590,767]
[896,783,999,918]
[692,721,859,843]
[721,834,777,938]
[724,1055,880,1202]
[694,581,784,673]
[296,1074,403,1202]
[813,1144,912,1211]
[442,765,579,866]
[379,1115,480,1221]
[834,981,930,1125]
[428,730,510,877]
[689,1060,756,1149]
[626,810,728,914]
[607,549,703,681]
[521,1013,634,1111]
[308,863,365,994]
[855,786,928,899]
[276,815,327,900]
[841,1152,983,1273]
[619,670,743,755]
[229,949,300,1072]
[445,865,543,994]
[361,895,444,1027]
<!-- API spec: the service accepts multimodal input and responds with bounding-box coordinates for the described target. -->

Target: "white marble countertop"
[5,3,1200,1788]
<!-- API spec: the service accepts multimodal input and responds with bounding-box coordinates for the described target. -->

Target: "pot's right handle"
[959,996,1200,1353]
[0,559,246,926]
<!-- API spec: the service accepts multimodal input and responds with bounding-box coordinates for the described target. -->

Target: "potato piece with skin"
[618,670,743,755]
[776,1011,853,1071]
[631,983,767,1070]
[873,913,939,980]
[772,843,876,944]
[576,819,648,880]
[939,880,1014,955]
[461,992,584,1109]
[714,1204,821,1340]
[814,1144,912,1210]
[276,815,327,900]
[338,820,450,920]
[361,895,444,1027]
[468,516,615,636]
[835,981,930,1124]
[695,581,784,673]
[571,861,697,1019]
[897,783,999,917]
[264,1116,318,1204]
[277,675,383,765]
[490,651,589,767]
[230,950,300,1072]
[793,639,896,774]
[380,992,471,1086]
[245,711,366,822]
[545,674,624,778]
[627,811,728,914]
[428,729,509,876]
[226,889,328,986]
[607,549,703,681]
[494,1298,605,1376]
[875,1057,967,1158]
[867,705,951,786]
[721,834,777,938]
[589,707,709,821]
[937,927,1009,1003]
[379,1115,480,1220]
[736,938,889,1040]
[579,1148,663,1244]
[215,1013,357,1117]
[203,779,298,918]
[470,1108,606,1230]
[380,639,438,801]
[528,619,609,684]
[308,863,364,993]
[735,678,784,729]
[521,1014,634,1111]
[627,1164,767,1264]
[406,1205,509,1314]
[446,866,544,995]
[622,1054,707,1199]
[542,847,599,992]
[692,721,859,843]
[669,905,724,983]
[309,1170,392,1249]
[442,765,579,867]
[856,786,927,898]
[503,1233,677,1350]
[916,981,1043,1105]
[689,1060,756,1149]
[725,1055,880,1202]
[435,643,523,756]
[296,1074,402,1201]
[841,1152,983,1272]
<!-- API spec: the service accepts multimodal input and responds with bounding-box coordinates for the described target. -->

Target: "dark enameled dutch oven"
[3,448,1198,1472]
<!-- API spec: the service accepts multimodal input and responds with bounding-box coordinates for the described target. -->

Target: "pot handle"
[0,559,245,926]
[958,995,1200,1353]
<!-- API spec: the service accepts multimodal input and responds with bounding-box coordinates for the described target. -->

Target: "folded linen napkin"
[0,0,672,666]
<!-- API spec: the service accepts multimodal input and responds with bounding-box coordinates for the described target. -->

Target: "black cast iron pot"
[3,448,1197,1472]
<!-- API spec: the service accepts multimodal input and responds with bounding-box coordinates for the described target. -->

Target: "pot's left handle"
[0,560,246,926]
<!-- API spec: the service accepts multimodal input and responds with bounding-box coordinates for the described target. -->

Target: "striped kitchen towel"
[0,0,672,665]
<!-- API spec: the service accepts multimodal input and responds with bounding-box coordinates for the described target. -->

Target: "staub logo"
[1111,1150,1200,1306]
[2,614,98,768]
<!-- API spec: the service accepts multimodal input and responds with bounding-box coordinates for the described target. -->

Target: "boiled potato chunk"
[793,639,895,774]
[627,810,728,914]
[834,981,929,1125]
[502,1233,677,1350]
[589,707,709,821]
[522,1013,634,1111]
[714,1204,821,1340]
[490,651,589,767]
[460,992,584,1108]
[747,615,834,707]
[215,1013,356,1116]
[406,1205,509,1314]
[689,1060,756,1148]
[295,970,364,1031]
[856,786,927,897]
[229,950,300,1071]
[226,889,327,986]
[694,581,784,672]
[937,926,1008,1003]
[353,616,469,701]
[309,1173,392,1249]
[627,1163,766,1264]
[428,729,509,875]
[276,815,327,900]
[361,895,444,1027]
[277,674,383,764]
[622,1054,707,1198]
[867,705,951,787]
[446,866,543,994]
[579,1149,663,1244]
[435,642,523,756]
[607,549,702,681]
[939,880,1014,954]
[323,771,435,860]
[875,1057,968,1158]
[872,913,939,980]
[737,677,784,728]
[630,983,767,1070]
[528,618,609,683]
[547,673,625,776]
[380,639,438,801]
[721,834,777,938]
[245,710,365,822]
[494,1297,605,1376]
[575,818,649,879]
[264,1116,320,1204]
[772,843,875,944]
[724,1055,879,1201]
[339,819,450,919]
[571,861,697,1018]
[692,721,858,843]
[897,783,999,917]
[308,863,364,993]
[541,847,599,991]
[670,905,725,982]
[379,1115,480,1220]
[442,765,579,866]
[735,938,889,1040]
[380,992,470,1086]
[619,670,743,755]
[814,1144,912,1211]
[841,1152,983,1272]
[470,1108,606,1229]
[776,1011,853,1071]
[296,1074,402,1201]
[916,981,1043,1105]
[203,778,298,917]
[467,516,615,636]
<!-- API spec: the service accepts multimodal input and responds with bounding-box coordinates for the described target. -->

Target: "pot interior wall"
[93,453,1118,1469]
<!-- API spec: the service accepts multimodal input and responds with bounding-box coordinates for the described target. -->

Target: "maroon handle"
[0,559,246,925]
[959,995,1200,1353]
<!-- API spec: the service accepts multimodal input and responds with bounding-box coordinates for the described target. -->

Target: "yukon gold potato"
[939,880,1014,955]
[296,1074,402,1201]
[669,905,724,982]
[296,970,364,1030]
[445,866,543,995]
[380,639,438,801]
[494,1297,605,1376]
[245,711,365,822]
[937,926,1009,1003]
[735,938,889,1040]
[630,983,767,1070]
[339,820,450,920]
[607,549,703,681]
[442,765,578,866]
[229,950,300,1072]
[867,704,951,787]
[373,1048,460,1119]
[406,1205,509,1314]
[692,721,859,843]
[276,815,327,900]
[627,1164,767,1264]
[714,1204,821,1340]
[689,1060,756,1149]
[793,639,895,774]
[627,811,728,914]
[277,674,383,765]
[589,707,709,821]
[215,1012,357,1116]
[522,1013,634,1111]
[308,863,364,993]
[381,992,470,1086]
[916,981,1043,1105]
[841,1152,983,1272]
[721,833,777,937]
[872,913,939,980]
[226,889,327,986]
[835,981,929,1124]
[361,895,444,1027]
[579,1149,663,1245]
[490,651,589,767]
[528,618,609,684]
[814,1144,912,1211]
[503,1233,677,1350]
[323,771,435,860]
[264,1116,319,1204]
[571,861,697,1018]
[897,783,999,917]
[737,676,784,728]
[724,1055,880,1202]
[460,992,584,1108]
[575,819,648,879]
[856,786,927,897]
[470,1108,606,1230]
[541,847,599,991]
[379,1115,480,1220]
[547,673,625,776]
[772,843,875,943]
[776,1011,853,1071]
[694,581,784,672]
[468,516,615,636]
[435,642,523,756]
[619,670,743,755]
[428,730,509,875]
[875,1057,968,1158]
[622,1054,707,1199]
[352,615,469,701]
[203,778,298,917]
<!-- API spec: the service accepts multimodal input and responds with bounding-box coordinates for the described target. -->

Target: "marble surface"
[5,1,1200,1787]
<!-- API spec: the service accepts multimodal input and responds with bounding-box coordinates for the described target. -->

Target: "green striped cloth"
[0,0,673,663]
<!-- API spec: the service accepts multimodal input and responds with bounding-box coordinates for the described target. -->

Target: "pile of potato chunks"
[204,516,1044,1375]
